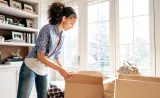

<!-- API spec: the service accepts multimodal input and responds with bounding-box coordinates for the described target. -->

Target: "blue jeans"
[17,62,48,98]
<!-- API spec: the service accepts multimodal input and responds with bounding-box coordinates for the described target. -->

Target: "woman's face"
[62,16,77,31]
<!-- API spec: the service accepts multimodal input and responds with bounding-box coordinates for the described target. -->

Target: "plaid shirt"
[26,24,65,59]
[47,83,64,98]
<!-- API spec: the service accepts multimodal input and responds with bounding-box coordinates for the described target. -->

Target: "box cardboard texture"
[118,74,160,82]
[115,79,160,98]
[103,76,116,98]
[115,74,160,98]
[103,81,114,98]
[64,71,103,98]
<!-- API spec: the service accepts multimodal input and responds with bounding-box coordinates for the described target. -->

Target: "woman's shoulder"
[42,24,57,30]
[40,24,58,36]
[39,24,52,34]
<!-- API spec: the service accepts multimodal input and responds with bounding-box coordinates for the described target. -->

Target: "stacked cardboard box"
[115,74,160,98]
[64,71,103,98]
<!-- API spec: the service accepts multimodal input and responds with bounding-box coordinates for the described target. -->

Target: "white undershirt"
[24,58,49,76]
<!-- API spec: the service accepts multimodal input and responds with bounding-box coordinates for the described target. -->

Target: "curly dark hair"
[47,2,77,25]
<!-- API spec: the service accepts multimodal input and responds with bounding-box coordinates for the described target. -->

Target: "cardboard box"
[115,74,160,98]
[103,76,116,98]
[115,79,160,98]
[103,82,114,98]
[64,71,103,98]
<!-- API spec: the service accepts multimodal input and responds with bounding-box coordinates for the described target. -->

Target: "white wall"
[39,0,54,28]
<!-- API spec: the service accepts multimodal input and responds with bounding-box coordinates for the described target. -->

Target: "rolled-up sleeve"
[54,51,61,59]
[36,25,49,53]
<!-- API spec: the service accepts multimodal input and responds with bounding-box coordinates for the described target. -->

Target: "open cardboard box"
[115,74,160,98]
[103,74,160,98]
[64,71,103,98]
[64,72,160,98]
[103,76,116,98]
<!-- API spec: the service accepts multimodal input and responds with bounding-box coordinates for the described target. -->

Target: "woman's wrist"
[54,64,62,72]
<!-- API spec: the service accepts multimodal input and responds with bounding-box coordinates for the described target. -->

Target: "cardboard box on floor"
[64,71,103,98]
[103,77,115,98]
[115,74,160,98]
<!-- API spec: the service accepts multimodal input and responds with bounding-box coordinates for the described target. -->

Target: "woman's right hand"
[58,67,72,79]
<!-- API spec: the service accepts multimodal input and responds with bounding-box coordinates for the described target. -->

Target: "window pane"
[62,28,78,67]
[88,4,98,23]
[63,48,77,67]
[88,23,98,45]
[120,18,133,44]
[98,1,109,21]
[134,15,149,43]
[61,8,79,70]
[88,1,110,76]
[120,44,134,62]
[98,61,110,75]
[98,21,109,46]
[134,43,150,66]
[63,32,71,47]
[119,0,132,18]
[99,46,109,61]
[133,0,149,16]
[134,43,150,75]
[88,45,98,67]
[63,26,78,49]
[98,46,110,76]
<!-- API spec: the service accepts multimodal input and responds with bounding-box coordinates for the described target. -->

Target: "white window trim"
[109,0,118,74]
[78,0,88,68]
[154,0,160,77]
[150,0,156,76]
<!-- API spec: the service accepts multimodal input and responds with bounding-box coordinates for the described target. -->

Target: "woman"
[17,1,77,98]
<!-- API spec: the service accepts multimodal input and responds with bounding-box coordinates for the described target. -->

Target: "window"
[55,7,79,80]
[87,1,110,76]
[52,0,153,81]
[62,8,79,69]
[119,0,150,75]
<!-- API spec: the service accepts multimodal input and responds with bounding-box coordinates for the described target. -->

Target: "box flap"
[103,76,117,84]
[118,74,160,82]
[65,74,103,85]
[73,71,103,77]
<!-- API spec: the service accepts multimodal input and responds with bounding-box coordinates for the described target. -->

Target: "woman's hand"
[58,67,72,79]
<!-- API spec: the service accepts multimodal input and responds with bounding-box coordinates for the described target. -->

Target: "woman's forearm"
[54,58,62,67]
[37,51,71,79]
